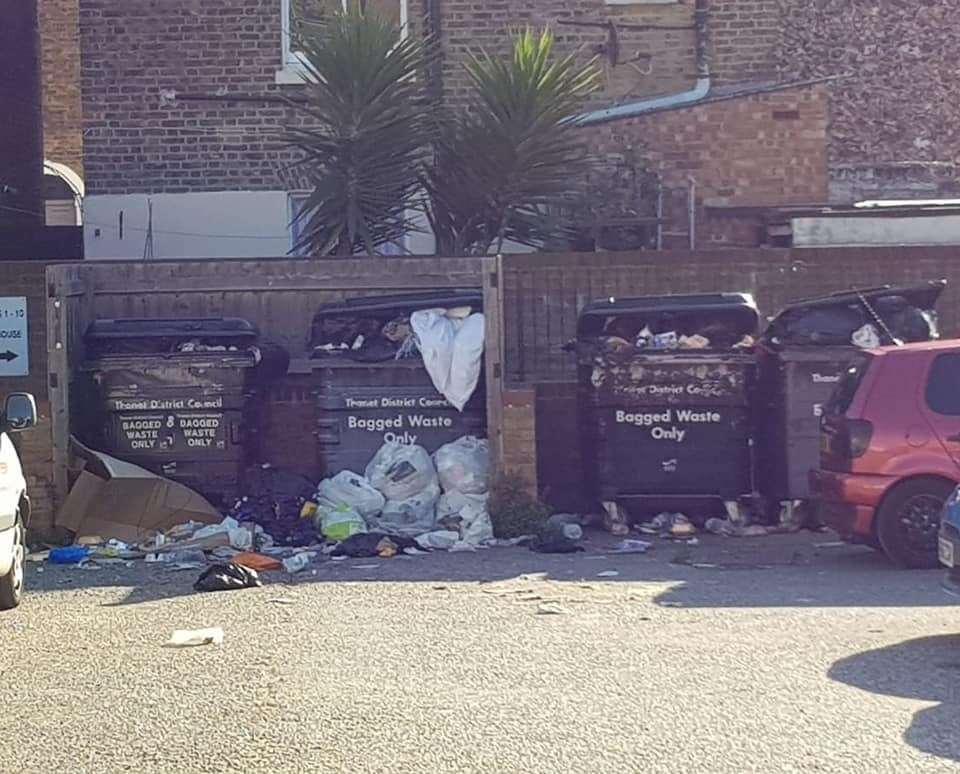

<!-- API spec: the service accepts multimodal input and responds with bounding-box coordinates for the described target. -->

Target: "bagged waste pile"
[306,436,492,548]
[432,436,493,547]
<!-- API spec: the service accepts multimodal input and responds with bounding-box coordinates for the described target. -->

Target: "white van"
[0,394,37,609]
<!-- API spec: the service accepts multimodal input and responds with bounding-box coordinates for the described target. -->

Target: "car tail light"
[845,419,874,458]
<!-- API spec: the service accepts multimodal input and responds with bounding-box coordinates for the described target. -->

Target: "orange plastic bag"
[231,552,282,572]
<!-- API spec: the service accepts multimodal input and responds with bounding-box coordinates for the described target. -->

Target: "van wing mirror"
[3,393,37,432]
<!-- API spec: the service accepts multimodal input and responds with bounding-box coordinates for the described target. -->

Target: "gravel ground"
[0,531,958,773]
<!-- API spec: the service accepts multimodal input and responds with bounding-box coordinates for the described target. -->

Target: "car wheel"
[0,520,24,610]
[876,478,953,569]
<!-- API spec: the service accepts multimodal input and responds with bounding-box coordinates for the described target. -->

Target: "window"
[288,193,406,256]
[279,0,407,82]
[926,353,960,416]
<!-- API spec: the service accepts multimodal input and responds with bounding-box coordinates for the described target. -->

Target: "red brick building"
[73,0,959,255]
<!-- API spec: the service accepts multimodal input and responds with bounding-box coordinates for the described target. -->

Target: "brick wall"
[500,388,538,495]
[587,82,829,246]
[80,0,305,195]
[709,0,780,84]
[39,0,84,175]
[777,0,960,200]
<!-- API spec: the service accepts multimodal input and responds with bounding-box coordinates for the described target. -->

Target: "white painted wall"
[793,214,960,248]
[83,191,291,259]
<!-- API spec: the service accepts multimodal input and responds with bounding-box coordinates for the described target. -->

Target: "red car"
[812,340,960,568]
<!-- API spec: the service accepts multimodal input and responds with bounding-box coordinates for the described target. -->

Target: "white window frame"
[277,0,409,84]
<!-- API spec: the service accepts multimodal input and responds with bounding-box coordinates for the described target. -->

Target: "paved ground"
[1,530,958,773]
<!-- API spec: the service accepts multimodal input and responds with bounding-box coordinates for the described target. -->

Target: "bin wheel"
[876,478,952,569]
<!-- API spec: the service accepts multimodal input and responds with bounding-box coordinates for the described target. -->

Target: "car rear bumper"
[809,468,897,540]
[940,521,960,595]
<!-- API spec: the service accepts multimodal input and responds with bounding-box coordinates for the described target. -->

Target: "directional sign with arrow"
[0,298,28,377]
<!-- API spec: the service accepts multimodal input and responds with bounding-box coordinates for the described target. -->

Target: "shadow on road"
[24,531,960,609]
[829,635,960,763]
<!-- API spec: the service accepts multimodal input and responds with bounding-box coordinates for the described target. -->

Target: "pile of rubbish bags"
[596,316,754,355]
[312,436,492,551]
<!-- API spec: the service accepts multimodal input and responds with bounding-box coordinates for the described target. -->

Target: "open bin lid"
[577,292,759,341]
[310,289,483,359]
[85,317,259,359]
[763,279,946,347]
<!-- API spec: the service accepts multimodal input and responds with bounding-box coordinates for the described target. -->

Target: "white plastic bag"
[320,506,368,541]
[447,313,485,411]
[315,470,385,521]
[410,309,485,412]
[365,442,437,500]
[434,436,490,495]
[415,529,460,550]
[370,480,441,537]
[411,308,458,397]
[436,490,493,546]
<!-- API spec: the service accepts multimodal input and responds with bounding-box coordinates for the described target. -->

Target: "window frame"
[277,0,409,84]
[925,352,960,416]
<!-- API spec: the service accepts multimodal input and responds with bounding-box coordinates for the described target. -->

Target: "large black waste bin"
[577,293,759,517]
[85,317,265,505]
[307,291,486,477]
[755,280,946,505]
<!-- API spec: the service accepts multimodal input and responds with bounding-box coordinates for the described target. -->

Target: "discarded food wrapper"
[165,628,224,648]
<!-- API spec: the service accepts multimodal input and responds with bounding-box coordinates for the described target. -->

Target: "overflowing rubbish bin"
[755,280,946,509]
[84,317,268,505]
[307,291,486,478]
[576,293,759,520]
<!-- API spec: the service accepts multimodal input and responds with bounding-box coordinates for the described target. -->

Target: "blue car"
[939,486,960,595]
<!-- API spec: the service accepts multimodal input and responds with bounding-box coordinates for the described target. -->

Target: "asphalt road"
[1,531,958,773]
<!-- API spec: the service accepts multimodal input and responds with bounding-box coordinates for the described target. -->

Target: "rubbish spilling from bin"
[577,293,760,534]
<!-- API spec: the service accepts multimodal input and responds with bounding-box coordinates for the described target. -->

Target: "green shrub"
[488,472,552,538]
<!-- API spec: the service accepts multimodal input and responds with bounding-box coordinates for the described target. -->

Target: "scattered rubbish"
[536,602,567,615]
[76,535,105,546]
[26,551,49,562]
[165,628,224,648]
[77,559,102,571]
[319,505,368,541]
[705,517,737,536]
[596,570,620,578]
[374,481,442,537]
[705,518,771,537]
[642,512,696,538]
[660,601,683,608]
[351,563,380,570]
[57,439,222,542]
[376,537,398,558]
[612,539,652,554]
[232,552,282,572]
[282,552,315,573]
[449,541,477,553]
[415,530,460,551]
[518,572,549,582]
[529,514,584,554]
[814,541,846,548]
[48,546,91,564]
[194,563,263,592]
[601,501,630,536]
[232,466,318,547]
[402,546,428,556]
[332,531,421,558]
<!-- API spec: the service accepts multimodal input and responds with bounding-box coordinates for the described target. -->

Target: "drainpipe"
[576,0,711,127]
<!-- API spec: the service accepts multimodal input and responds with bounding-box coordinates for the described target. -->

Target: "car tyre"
[0,519,24,610]
[876,478,953,569]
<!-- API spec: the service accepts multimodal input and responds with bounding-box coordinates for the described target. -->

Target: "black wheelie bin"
[307,290,486,477]
[755,280,946,516]
[577,293,760,522]
[84,317,268,506]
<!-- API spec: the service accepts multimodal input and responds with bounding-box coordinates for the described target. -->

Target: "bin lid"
[577,293,759,338]
[763,279,946,346]
[312,289,483,319]
[86,317,258,341]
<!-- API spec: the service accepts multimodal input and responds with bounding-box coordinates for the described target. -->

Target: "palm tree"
[425,29,600,256]
[285,5,436,256]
